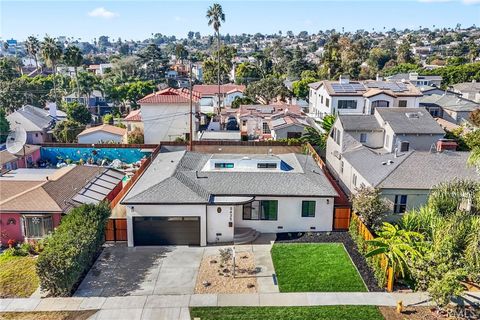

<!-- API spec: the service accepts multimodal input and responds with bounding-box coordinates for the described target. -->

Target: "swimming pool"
[40,147,151,165]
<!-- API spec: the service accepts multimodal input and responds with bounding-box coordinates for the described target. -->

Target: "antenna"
[6,127,27,167]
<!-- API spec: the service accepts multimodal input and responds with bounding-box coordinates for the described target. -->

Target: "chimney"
[47,102,57,120]
[339,75,350,84]
[436,139,458,152]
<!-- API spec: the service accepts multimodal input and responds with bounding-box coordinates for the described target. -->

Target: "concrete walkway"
[1,292,479,320]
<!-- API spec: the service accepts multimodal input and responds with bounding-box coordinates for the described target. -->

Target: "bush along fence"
[36,202,111,296]
[349,212,394,292]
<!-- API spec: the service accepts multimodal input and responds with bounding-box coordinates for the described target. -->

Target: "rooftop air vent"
[406,112,420,119]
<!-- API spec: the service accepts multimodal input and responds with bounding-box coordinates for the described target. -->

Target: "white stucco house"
[138,88,200,143]
[77,124,127,144]
[308,76,423,120]
[194,84,246,113]
[121,151,338,246]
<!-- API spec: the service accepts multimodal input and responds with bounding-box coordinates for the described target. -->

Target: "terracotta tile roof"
[193,84,246,96]
[137,87,200,104]
[124,109,142,122]
[78,124,127,137]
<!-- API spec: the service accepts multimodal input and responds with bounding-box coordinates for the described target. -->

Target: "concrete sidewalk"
[1,292,479,320]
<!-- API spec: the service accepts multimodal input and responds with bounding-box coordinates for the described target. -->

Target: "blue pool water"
[41,147,151,165]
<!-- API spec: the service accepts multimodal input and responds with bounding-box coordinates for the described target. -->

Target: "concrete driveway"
[74,244,205,297]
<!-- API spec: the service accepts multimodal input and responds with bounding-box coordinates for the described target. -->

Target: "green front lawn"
[0,254,39,298]
[271,243,367,292]
[190,306,384,320]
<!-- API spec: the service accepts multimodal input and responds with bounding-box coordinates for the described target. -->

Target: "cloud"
[418,0,479,3]
[88,7,119,19]
[462,0,480,4]
[417,0,452,2]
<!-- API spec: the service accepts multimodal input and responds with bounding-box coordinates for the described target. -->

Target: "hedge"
[36,202,110,296]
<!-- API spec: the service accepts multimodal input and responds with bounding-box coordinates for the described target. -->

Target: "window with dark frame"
[394,195,408,214]
[302,201,316,217]
[360,133,367,143]
[337,100,358,109]
[398,100,407,108]
[257,163,277,169]
[242,200,277,221]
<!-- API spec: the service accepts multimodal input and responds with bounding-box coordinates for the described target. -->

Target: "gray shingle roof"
[122,151,338,204]
[376,108,445,135]
[420,94,480,112]
[342,146,413,187]
[7,105,54,132]
[378,151,480,189]
[338,115,382,131]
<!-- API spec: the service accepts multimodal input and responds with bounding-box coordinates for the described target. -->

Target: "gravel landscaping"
[276,231,382,292]
[194,251,258,294]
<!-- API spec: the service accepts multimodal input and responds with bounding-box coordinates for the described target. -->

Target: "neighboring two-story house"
[325,108,457,216]
[194,84,245,113]
[308,76,423,120]
[420,94,480,125]
[138,87,201,143]
[64,90,111,116]
[453,80,480,103]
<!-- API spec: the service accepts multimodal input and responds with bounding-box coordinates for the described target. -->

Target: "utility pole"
[189,60,194,151]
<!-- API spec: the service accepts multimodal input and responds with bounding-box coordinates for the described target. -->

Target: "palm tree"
[25,36,40,71]
[41,36,63,102]
[63,45,83,99]
[206,3,225,113]
[366,222,424,278]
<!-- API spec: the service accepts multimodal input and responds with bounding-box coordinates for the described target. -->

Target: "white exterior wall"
[234,197,335,233]
[331,96,366,116]
[224,91,244,107]
[271,124,306,140]
[347,131,384,149]
[207,205,234,243]
[126,204,207,246]
[141,103,198,143]
[381,188,430,216]
[78,131,125,144]
[27,131,46,144]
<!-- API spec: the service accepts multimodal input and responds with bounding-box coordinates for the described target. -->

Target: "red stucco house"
[0,165,123,245]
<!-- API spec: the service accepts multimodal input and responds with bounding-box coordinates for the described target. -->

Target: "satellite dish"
[6,127,27,154]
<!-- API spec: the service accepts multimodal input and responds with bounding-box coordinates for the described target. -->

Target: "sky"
[0,0,479,42]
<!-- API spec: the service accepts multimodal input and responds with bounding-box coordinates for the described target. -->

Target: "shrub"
[127,127,144,144]
[351,186,388,230]
[36,202,110,296]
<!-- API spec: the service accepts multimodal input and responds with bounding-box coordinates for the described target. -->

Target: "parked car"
[226,116,239,131]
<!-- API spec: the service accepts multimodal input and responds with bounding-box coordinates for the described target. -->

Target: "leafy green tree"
[351,186,388,229]
[127,127,144,144]
[231,96,255,108]
[245,76,290,104]
[0,57,21,81]
[367,48,393,71]
[174,44,188,60]
[206,3,226,110]
[321,114,336,133]
[65,101,91,125]
[103,113,113,125]
[366,222,424,278]
[301,126,325,148]
[76,71,100,105]
[202,45,236,85]
[397,40,414,64]
[25,36,41,70]
[235,62,260,85]
[53,120,85,143]
[0,108,10,143]
[136,44,167,81]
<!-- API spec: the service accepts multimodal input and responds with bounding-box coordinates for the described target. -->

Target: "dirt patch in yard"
[0,311,97,320]
[195,252,258,294]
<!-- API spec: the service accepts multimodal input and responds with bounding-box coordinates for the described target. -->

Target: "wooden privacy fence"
[105,145,161,241]
[351,212,394,292]
[105,219,127,241]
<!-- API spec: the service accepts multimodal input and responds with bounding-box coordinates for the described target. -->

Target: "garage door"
[133,217,200,246]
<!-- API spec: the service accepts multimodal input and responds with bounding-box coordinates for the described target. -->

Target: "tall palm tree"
[63,45,83,99]
[41,36,63,103]
[25,36,40,71]
[206,3,225,113]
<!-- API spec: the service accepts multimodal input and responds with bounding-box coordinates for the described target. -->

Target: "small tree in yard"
[127,127,144,144]
[351,186,388,229]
